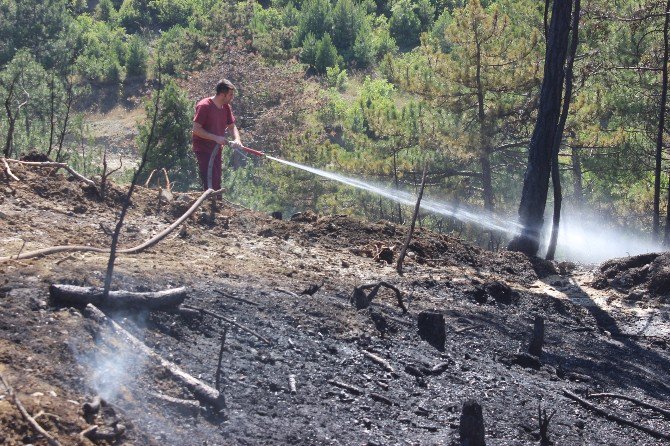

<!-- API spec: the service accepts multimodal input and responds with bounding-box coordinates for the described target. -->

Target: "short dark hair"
[216,79,236,95]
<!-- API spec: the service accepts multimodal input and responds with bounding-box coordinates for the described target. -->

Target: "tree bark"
[546,0,581,260]
[509,0,574,256]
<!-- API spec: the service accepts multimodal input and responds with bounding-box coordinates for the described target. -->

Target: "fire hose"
[206,143,266,189]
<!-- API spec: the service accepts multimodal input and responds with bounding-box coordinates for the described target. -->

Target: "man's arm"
[193,121,228,146]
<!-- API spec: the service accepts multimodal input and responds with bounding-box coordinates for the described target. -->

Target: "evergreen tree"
[315,34,340,73]
[138,79,197,191]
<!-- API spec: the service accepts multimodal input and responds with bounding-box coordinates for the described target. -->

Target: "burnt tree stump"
[459,399,486,446]
[417,311,445,351]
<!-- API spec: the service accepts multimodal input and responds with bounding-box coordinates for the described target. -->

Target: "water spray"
[243,147,663,263]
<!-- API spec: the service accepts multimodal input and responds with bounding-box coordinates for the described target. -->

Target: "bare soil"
[1,165,669,445]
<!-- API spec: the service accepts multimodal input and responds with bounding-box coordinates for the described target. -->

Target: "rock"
[270,211,282,220]
[417,311,445,351]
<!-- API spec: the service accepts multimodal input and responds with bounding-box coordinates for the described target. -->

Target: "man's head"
[215,79,236,104]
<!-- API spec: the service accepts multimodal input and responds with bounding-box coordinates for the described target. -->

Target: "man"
[192,79,243,190]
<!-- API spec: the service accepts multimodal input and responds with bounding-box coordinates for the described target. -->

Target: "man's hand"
[215,136,228,146]
[230,140,243,150]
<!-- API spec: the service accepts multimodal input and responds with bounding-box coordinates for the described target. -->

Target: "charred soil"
[0,166,669,445]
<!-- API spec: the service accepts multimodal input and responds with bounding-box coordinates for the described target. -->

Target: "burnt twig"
[215,327,228,391]
[397,163,427,275]
[182,304,272,345]
[589,393,670,419]
[563,389,670,440]
[328,380,363,395]
[0,372,62,446]
[538,401,556,445]
[351,282,407,313]
[214,289,258,306]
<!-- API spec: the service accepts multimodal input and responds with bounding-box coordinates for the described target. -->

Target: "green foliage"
[315,34,340,73]
[118,0,151,33]
[138,79,197,191]
[300,32,319,66]
[389,0,422,49]
[0,0,78,70]
[157,25,208,77]
[295,0,333,45]
[125,35,149,78]
[326,66,348,91]
[149,0,196,28]
[95,0,118,22]
[0,50,50,157]
[74,15,127,84]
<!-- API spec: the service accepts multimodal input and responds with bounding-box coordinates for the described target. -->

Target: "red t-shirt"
[192,97,236,153]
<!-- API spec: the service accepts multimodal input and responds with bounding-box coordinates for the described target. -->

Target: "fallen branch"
[453,324,483,334]
[1,157,19,181]
[328,379,363,395]
[589,393,670,419]
[148,392,200,409]
[84,304,225,411]
[182,304,272,345]
[362,350,394,373]
[0,372,62,446]
[214,289,258,306]
[0,188,223,263]
[50,284,187,310]
[351,282,407,313]
[4,158,95,186]
[563,389,670,440]
[274,288,299,298]
[370,392,395,406]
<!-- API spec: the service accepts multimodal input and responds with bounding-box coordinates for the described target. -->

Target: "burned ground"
[1,165,669,445]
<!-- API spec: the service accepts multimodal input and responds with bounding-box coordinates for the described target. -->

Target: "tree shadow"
[539,279,670,400]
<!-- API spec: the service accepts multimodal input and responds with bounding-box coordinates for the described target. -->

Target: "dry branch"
[397,163,427,274]
[1,157,19,181]
[215,327,228,391]
[362,350,394,373]
[0,372,62,446]
[370,392,395,406]
[50,284,187,310]
[328,379,363,395]
[149,392,200,409]
[182,304,272,345]
[563,389,670,440]
[0,188,223,263]
[84,304,225,411]
[4,158,95,186]
[589,393,670,419]
[214,289,259,306]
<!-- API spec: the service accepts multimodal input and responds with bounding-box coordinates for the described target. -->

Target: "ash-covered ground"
[1,165,669,445]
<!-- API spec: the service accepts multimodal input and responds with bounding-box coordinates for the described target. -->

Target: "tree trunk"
[571,145,583,205]
[509,0,574,256]
[546,0,580,260]
[661,0,670,244]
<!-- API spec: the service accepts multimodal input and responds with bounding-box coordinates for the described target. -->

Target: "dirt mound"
[596,252,670,301]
